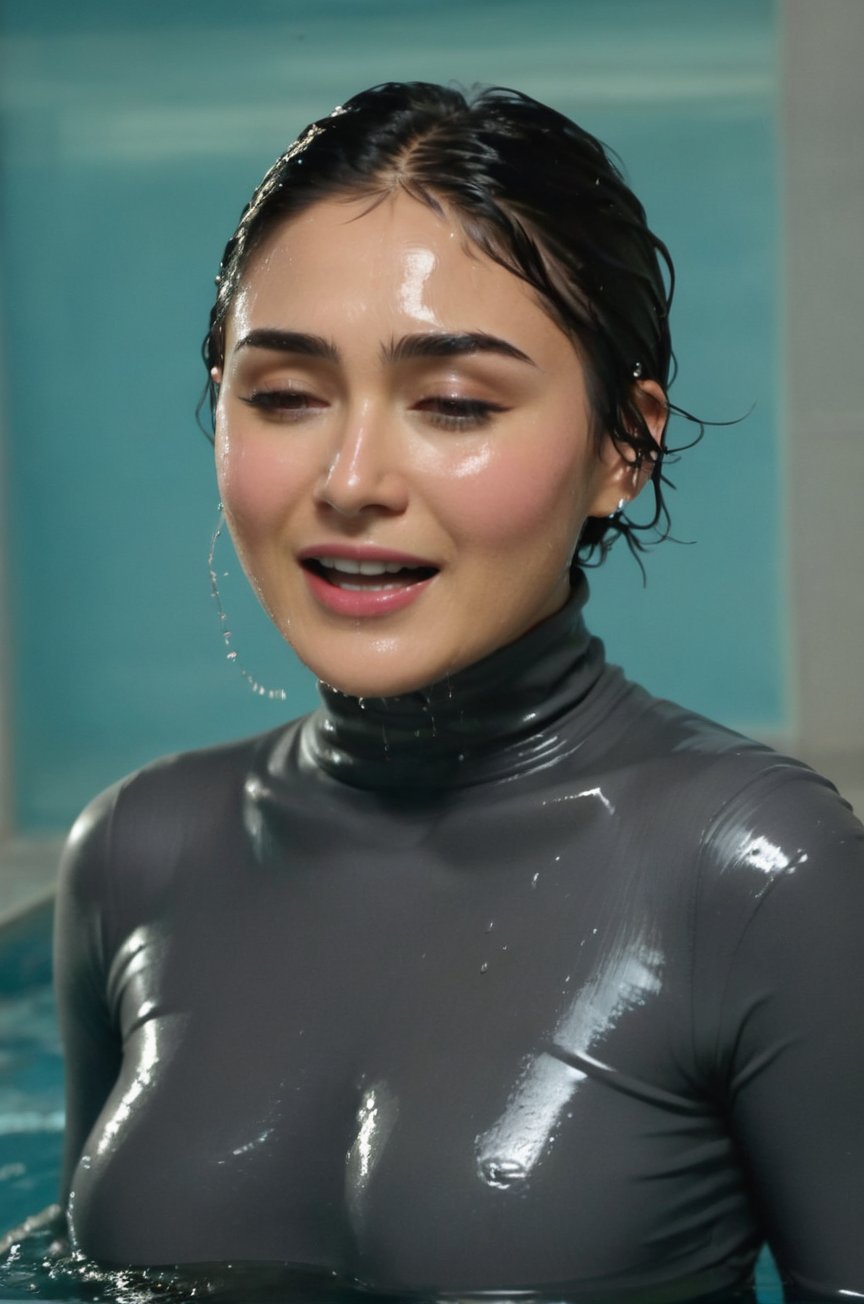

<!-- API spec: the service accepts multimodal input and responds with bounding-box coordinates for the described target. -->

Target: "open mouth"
[303,557,438,592]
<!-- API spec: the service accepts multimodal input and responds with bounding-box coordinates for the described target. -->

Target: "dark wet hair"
[203,81,697,564]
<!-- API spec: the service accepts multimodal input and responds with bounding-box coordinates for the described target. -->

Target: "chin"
[313,664,443,701]
[291,637,464,701]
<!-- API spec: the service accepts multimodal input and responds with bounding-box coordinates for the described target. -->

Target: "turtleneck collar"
[297,572,609,791]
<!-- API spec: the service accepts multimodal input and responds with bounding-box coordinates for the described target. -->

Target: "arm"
[706,771,864,1299]
[53,786,124,1202]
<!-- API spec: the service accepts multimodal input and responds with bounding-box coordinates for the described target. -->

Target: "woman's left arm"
[709,769,864,1299]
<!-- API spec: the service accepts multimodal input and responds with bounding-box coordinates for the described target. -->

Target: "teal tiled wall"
[0,0,780,828]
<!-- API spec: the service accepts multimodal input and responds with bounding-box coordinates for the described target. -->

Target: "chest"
[73,810,750,1285]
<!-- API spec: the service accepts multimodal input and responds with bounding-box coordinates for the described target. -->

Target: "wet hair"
[203,81,698,564]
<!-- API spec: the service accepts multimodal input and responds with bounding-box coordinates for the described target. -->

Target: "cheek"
[432,434,592,557]
[215,429,299,539]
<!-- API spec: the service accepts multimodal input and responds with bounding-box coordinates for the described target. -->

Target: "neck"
[299,573,607,790]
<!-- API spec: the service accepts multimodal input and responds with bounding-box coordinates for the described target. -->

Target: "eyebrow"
[384,332,536,366]
[234,328,535,367]
[234,329,339,361]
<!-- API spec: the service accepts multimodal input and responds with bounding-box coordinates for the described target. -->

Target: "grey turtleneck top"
[54,580,864,1302]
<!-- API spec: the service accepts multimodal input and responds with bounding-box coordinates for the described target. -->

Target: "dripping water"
[208,508,288,703]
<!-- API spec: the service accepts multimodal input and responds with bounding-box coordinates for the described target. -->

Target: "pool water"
[0,907,63,1237]
[0,912,784,1303]
[0,989,64,1231]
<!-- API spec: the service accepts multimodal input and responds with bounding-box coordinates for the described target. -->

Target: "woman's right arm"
[54,786,124,1201]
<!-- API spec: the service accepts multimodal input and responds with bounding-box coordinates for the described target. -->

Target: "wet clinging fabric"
[55,577,864,1302]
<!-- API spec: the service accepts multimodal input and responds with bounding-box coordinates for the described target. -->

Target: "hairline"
[214,174,612,445]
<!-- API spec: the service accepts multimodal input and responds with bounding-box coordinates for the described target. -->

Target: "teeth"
[317,557,410,575]
[338,581,395,591]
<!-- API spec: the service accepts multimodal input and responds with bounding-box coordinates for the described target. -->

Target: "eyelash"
[241,390,314,417]
[240,390,507,430]
[415,397,507,430]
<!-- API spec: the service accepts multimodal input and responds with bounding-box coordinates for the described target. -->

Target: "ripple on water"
[0,1227,376,1302]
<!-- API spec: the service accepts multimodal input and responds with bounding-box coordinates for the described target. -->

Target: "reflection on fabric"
[476,916,663,1190]
[52,580,864,1300]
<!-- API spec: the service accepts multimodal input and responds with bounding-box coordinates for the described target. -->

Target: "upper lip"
[298,544,439,570]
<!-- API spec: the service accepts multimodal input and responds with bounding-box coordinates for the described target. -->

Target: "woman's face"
[214,192,639,698]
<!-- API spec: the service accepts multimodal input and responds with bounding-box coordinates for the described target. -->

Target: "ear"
[585,380,667,517]
[210,367,224,434]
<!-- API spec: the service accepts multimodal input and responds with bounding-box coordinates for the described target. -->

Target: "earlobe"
[585,456,642,520]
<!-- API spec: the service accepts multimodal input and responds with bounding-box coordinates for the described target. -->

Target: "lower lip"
[303,566,436,618]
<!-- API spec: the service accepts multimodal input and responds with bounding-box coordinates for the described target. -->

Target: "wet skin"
[213,192,659,698]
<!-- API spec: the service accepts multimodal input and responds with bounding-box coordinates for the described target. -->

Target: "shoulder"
[666,727,864,1057]
[606,680,856,832]
[57,720,305,925]
[690,762,864,1097]
[694,756,864,963]
[650,695,864,902]
[62,726,261,847]
[597,680,863,909]
[618,698,864,1079]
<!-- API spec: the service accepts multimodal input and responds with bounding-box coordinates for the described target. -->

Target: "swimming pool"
[0,899,62,1232]
[0,899,785,1302]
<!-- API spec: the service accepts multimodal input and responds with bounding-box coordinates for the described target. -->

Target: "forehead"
[227,192,574,361]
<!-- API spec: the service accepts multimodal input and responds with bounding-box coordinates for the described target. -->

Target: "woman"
[52,83,864,1300]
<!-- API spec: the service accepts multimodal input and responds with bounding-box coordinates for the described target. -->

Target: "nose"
[314,405,409,518]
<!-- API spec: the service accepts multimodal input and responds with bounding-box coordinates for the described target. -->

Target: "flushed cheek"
[216,434,302,542]
[432,450,586,558]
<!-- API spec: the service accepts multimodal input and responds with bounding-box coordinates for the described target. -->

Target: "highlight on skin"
[202,83,690,573]
[213,192,663,699]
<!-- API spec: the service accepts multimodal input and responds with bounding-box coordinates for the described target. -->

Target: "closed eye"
[241,389,326,419]
[414,397,508,431]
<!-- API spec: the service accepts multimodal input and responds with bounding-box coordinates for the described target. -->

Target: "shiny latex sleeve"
[54,793,123,1200]
[53,593,864,1302]
[696,769,864,1300]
